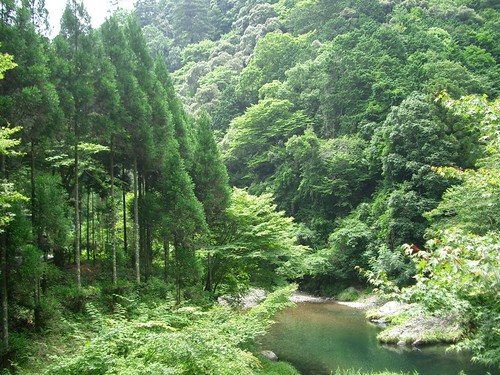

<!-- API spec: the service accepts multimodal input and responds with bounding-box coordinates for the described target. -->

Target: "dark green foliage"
[192,111,230,227]
[172,0,214,46]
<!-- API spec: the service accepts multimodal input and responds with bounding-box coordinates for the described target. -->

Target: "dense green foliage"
[0,0,498,372]
[0,1,306,371]
[45,285,296,375]
[134,0,498,369]
[364,93,499,366]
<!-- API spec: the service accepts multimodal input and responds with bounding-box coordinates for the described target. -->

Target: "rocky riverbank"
[367,301,464,347]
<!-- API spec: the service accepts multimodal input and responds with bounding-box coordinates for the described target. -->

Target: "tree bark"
[86,188,90,261]
[1,232,7,352]
[163,238,170,283]
[174,239,181,305]
[205,252,212,293]
[133,158,140,285]
[1,154,8,351]
[74,138,81,288]
[122,166,127,256]
[110,144,117,286]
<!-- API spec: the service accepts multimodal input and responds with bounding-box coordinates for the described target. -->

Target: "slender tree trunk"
[205,252,212,293]
[164,238,170,283]
[174,238,181,305]
[86,189,90,261]
[139,176,147,281]
[91,191,96,263]
[30,140,43,328]
[1,232,7,353]
[133,158,140,285]
[122,166,127,256]
[75,137,81,288]
[1,155,8,352]
[30,140,41,250]
[144,225,150,282]
[110,145,117,286]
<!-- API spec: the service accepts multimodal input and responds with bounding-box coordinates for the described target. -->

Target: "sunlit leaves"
[0,49,16,79]
[47,286,296,375]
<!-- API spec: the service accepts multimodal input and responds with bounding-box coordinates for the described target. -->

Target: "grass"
[254,358,301,374]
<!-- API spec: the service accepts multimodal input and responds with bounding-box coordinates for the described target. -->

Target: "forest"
[0,0,498,373]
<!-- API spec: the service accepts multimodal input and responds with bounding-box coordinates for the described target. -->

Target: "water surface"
[260,302,498,375]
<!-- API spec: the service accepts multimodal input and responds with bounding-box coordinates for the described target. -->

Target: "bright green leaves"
[236,32,314,105]
[365,93,500,367]
[401,229,500,366]
[426,93,500,235]
[224,98,311,186]
[0,126,21,156]
[208,188,307,293]
[47,285,296,375]
[0,49,16,79]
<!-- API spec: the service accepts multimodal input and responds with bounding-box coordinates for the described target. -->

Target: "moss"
[376,312,464,345]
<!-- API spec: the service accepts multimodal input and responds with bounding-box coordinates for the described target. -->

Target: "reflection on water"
[259,302,499,375]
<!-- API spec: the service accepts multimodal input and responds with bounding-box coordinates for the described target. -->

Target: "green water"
[260,302,499,375]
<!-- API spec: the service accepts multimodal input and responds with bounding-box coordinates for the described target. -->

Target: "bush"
[54,285,102,313]
[45,285,297,374]
[337,287,359,302]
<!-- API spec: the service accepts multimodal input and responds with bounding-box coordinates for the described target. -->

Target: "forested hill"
[138,0,499,282]
[0,0,498,373]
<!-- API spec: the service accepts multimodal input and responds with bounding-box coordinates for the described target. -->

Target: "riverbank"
[367,301,464,347]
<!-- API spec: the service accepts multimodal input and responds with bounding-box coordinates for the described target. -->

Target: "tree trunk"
[74,138,81,288]
[1,232,7,352]
[174,238,181,305]
[30,140,43,328]
[122,166,127,256]
[133,158,140,285]
[205,252,212,293]
[91,191,96,263]
[1,155,8,352]
[110,145,117,286]
[86,188,90,261]
[164,238,170,283]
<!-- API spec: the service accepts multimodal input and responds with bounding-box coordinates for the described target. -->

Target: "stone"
[378,301,404,316]
[397,340,407,346]
[370,318,390,324]
[261,350,279,361]
[412,339,424,347]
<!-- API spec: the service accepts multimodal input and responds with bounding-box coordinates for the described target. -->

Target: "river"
[259,301,499,375]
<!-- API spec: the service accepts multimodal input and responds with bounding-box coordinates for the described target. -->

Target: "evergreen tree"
[172,0,213,46]
[191,111,230,292]
[101,16,152,284]
[53,0,95,287]
[0,52,21,351]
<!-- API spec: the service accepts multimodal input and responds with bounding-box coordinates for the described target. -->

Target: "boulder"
[261,350,279,361]
[378,301,405,316]
[412,339,424,347]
